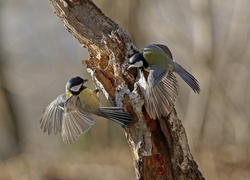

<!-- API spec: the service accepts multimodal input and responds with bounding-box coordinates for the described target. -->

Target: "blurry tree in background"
[0,0,249,179]
[0,6,20,159]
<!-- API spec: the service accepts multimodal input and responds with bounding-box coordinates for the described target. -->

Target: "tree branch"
[48,0,204,179]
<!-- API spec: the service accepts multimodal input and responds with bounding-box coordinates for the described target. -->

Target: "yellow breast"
[78,88,100,113]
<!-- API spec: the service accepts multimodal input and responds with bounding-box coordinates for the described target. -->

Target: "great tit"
[128,44,200,119]
[40,76,131,144]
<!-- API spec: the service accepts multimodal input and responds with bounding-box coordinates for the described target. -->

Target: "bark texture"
[48,0,205,179]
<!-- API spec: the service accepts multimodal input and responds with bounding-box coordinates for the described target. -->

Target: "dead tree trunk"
[48,0,205,179]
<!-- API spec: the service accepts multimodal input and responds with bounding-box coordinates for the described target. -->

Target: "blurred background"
[0,0,249,179]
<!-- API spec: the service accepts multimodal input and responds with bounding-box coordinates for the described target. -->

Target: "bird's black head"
[66,76,88,95]
[128,53,148,69]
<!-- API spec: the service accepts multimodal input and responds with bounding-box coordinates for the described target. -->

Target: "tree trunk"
[48,0,205,179]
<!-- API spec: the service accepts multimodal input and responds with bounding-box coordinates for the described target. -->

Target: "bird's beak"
[127,64,135,70]
[83,79,88,83]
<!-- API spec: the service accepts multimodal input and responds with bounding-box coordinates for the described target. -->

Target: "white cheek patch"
[136,61,144,67]
[70,84,82,92]
[131,61,143,68]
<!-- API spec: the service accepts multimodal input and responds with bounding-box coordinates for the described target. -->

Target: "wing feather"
[145,68,179,119]
[40,94,66,135]
[62,96,94,144]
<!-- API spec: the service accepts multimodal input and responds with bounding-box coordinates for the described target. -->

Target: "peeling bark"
[48,0,205,179]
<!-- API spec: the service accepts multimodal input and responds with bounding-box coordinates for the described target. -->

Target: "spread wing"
[40,94,66,135]
[62,96,94,144]
[145,68,179,119]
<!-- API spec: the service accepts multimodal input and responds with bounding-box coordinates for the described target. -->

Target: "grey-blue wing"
[40,94,66,135]
[143,44,173,59]
[145,68,179,119]
[62,96,94,144]
[153,44,173,59]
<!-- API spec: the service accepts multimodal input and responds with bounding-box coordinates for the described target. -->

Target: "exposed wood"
[48,0,205,179]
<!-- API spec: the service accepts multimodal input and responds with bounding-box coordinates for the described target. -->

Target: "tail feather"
[173,62,201,93]
[97,107,131,127]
